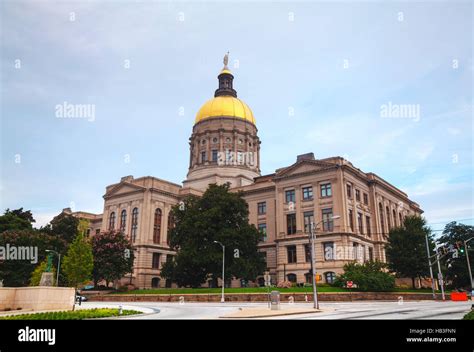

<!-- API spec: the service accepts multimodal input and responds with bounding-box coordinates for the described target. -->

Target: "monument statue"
[223,51,229,69]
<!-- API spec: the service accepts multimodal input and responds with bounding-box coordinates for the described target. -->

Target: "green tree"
[30,259,57,286]
[334,261,395,291]
[0,208,35,233]
[161,183,266,288]
[62,234,94,288]
[385,216,433,289]
[77,219,90,237]
[42,212,79,244]
[92,231,134,287]
[0,230,66,287]
[438,222,474,289]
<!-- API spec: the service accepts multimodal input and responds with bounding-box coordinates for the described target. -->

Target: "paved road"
[79,300,472,320]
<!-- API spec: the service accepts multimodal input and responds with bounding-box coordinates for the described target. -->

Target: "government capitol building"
[62,55,422,289]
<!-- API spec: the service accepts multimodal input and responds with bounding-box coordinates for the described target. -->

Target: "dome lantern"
[195,53,255,125]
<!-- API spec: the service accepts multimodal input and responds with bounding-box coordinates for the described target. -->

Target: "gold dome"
[195,96,256,124]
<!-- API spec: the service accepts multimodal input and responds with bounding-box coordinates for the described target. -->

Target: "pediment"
[275,160,336,178]
[104,182,146,198]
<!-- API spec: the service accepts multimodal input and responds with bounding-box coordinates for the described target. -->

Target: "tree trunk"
[411,277,416,289]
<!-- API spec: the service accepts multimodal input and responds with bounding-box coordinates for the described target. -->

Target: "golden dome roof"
[195,96,256,124]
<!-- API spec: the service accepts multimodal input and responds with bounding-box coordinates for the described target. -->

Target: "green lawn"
[462,310,474,320]
[111,286,445,295]
[0,308,142,320]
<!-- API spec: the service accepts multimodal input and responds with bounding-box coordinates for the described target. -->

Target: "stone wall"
[88,292,447,303]
[0,287,75,311]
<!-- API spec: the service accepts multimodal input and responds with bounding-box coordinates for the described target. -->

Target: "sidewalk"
[220,305,325,319]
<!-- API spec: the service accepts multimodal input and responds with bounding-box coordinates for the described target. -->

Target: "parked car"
[75,291,88,303]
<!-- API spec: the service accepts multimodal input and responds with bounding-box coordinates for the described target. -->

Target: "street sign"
[347,281,353,288]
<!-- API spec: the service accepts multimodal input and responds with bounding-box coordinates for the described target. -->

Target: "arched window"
[324,272,336,284]
[120,210,127,233]
[399,213,403,227]
[151,277,160,288]
[392,209,397,227]
[386,206,391,229]
[153,208,162,244]
[167,212,174,244]
[108,212,116,231]
[379,203,385,234]
[287,273,297,283]
[131,208,139,242]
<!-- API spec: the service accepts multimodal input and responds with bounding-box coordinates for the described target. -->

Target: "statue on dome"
[223,51,229,69]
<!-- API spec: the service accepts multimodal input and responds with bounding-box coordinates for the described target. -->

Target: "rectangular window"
[347,184,352,198]
[258,223,267,242]
[257,202,266,215]
[355,189,361,202]
[304,244,311,263]
[287,213,297,235]
[302,186,313,200]
[358,212,363,234]
[212,149,218,162]
[363,193,369,205]
[322,208,334,231]
[303,211,314,234]
[201,151,206,163]
[152,253,160,269]
[349,209,354,232]
[285,189,295,203]
[366,216,371,236]
[324,242,334,261]
[287,245,297,263]
[320,183,332,197]
[369,247,374,261]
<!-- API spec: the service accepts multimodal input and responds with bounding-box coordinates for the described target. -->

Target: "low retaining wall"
[88,292,447,303]
[0,287,75,311]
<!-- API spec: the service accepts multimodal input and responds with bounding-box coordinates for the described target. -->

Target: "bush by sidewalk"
[0,308,141,320]
[334,261,395,292]
[462,310,474,320]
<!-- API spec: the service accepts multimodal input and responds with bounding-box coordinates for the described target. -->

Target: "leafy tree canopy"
[438,222,474,289]
[386,216,433,288]
[161,183,266,288]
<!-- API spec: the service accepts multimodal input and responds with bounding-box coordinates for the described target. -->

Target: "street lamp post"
[309,215,340,310]
[214,241,225,303]
[45,250,61,287]
[435,246,446,301]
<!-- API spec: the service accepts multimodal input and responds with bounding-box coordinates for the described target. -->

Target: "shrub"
[463,310,474,320]
[0,308,141,320]
[334,261,395,292]
[277,281,292,288]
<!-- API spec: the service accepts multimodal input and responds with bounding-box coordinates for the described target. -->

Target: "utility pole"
[464,238,473,294]
[425,234,436,299]
[436,248,446,301]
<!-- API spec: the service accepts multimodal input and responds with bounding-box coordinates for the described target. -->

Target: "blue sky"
[1,0,472,235]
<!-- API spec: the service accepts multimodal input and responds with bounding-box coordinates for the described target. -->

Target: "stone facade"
[65,60,422,289]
